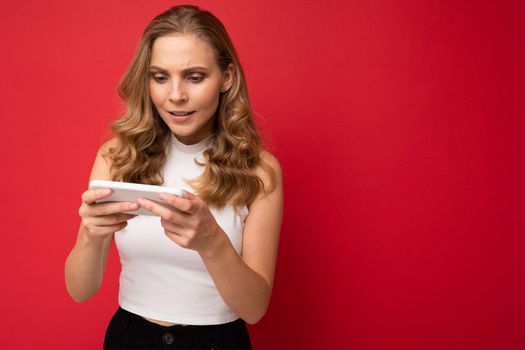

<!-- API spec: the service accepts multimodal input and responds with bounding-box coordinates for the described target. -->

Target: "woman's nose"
[168,81,188,103]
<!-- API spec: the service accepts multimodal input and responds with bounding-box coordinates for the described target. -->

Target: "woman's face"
[148,34,233,144]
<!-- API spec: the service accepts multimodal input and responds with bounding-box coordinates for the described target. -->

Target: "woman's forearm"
[199,231,271,325]
[65,231,110,303]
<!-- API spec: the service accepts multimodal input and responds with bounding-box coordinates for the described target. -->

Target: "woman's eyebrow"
[149,65,209,73]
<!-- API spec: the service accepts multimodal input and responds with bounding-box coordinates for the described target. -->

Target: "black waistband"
[120,307,245,338]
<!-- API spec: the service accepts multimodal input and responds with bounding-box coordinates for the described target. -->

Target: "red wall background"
[1,0,523,348]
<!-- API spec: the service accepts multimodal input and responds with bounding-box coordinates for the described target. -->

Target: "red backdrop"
[1,0,523,349]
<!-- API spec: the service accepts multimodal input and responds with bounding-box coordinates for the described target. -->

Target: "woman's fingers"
[83,213,136,227]
[85,222,129,236]
[91,201,139,216]
[81,188,138,215]
[81,188,112,205]
[78,188,139,240]
[138,198,178,218]
[79,200,138,217]
[158,192,196,214]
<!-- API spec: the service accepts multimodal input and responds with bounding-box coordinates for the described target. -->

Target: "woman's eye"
[188,75,204,83]
[152,75,167,83]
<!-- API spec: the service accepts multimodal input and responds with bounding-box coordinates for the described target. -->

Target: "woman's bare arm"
[65,139,135,302]
[198,151,284,324]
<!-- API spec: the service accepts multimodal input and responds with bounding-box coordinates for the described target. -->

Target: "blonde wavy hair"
[104,4,275,209]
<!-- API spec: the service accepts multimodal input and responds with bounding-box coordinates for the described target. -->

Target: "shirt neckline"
[170,133,213,154]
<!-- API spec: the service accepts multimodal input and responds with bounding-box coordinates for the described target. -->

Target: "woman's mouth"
[168,111,195,122]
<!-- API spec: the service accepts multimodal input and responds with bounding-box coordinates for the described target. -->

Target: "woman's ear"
[221,63,235,92]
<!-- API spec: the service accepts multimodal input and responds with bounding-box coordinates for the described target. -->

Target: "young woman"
[65,5,283,349]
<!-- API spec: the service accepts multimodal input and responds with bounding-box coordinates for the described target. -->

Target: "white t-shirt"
[115,133,249,325]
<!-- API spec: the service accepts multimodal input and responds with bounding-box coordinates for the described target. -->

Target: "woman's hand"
[137,191,224,256]
[78,188,138,243]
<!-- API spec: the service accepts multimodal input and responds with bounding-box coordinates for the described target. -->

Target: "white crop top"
[114,133,249,325]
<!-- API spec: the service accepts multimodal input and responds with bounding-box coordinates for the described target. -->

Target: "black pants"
[104,307,252,350]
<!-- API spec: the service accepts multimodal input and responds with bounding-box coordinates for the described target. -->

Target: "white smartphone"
[89,180,184,216]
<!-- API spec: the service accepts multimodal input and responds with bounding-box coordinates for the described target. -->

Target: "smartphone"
[89,180,184,216]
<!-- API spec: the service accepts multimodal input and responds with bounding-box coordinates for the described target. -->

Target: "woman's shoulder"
[254,149,282,194]
[99,136,121,154]
[258,150,281,174]
[96,136,123,163]
[89,137,121,181]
